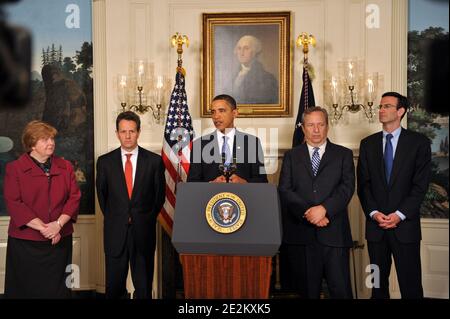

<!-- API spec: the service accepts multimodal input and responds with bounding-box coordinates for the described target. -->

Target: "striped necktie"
[311,147,320,176]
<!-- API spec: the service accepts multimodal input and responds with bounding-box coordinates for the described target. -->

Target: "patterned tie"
[125,153,133,199]
[384,134,394,183]
[311,147,321,176]
[222,136,232,166]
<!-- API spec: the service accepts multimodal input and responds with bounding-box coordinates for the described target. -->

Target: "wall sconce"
[325,58,381,124]
[115,60,171,124]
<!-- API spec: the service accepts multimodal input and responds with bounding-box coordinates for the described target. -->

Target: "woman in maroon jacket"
[3,120,81,298]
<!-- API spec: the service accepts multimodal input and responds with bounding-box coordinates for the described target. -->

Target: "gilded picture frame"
[202,12,292,117]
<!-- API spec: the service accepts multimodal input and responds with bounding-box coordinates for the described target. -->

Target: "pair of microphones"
[219,152,237,183]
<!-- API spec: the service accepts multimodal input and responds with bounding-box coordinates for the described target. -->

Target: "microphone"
[221,152,226,165]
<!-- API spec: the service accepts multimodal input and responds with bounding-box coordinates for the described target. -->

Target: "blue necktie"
[311,147,320,176]
[384,134,394,183]
[222,136,231,166]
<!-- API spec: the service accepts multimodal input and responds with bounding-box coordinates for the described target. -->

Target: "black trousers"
[368,230,423,299]
[105,225,155,299]
[285,241,353,299]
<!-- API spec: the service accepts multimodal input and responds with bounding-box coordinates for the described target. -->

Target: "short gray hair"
[301,106,329,126]
[234,35,262,56]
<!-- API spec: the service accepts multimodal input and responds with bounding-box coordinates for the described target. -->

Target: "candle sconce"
[325,58,381,124]
[115,60,171,124]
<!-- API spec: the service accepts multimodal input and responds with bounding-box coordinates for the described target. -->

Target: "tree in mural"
[408,26,449,218]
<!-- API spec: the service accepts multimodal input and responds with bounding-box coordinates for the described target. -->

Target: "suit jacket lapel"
[234,130,244,164]
[211,133,222,163]
[131,147,148,201]
[389,128,408,187]
[114,148,129,201]
[316,140,333,176]
[374,132,388,188]
[299,144,314,179]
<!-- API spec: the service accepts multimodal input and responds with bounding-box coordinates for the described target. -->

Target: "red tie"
[125,153,133,199]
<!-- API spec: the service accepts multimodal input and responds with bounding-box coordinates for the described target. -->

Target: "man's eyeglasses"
[378,104,397,110]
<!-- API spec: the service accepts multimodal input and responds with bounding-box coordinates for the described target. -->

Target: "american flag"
[159,70,194,235]
[292,61,315,147]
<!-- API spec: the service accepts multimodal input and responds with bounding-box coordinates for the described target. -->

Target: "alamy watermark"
[65,4,80,29]
[365,263,380,289]
[366,4,380,29]
[65,263,80,289]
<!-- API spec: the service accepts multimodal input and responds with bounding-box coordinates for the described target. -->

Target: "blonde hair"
[22,120,58,152]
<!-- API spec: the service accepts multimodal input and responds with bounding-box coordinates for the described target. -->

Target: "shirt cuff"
[396,210,406,221]
[369,210,378,219]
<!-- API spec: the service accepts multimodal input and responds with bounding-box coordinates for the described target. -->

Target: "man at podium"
[187,94,267,183]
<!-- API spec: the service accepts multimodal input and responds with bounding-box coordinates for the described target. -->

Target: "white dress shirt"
[306,141,327,161]
[216,128,236,158]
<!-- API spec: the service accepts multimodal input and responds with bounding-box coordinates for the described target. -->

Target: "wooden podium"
[172,183,281,299]
[180,255,272,299]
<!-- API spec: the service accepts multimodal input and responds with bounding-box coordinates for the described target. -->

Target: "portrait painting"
[202,12,291,117]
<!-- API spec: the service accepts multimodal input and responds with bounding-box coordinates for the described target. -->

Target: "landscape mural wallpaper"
[408,0,449,218]
[0,0,93,215]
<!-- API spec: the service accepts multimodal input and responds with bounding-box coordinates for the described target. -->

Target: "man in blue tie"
[187,94,267,183]
[279,107,355,298]
[357,92,431,299]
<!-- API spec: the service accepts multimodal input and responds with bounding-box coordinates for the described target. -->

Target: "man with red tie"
[96,111,166,299]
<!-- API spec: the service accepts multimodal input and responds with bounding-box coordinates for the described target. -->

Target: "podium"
[172,182,282,299]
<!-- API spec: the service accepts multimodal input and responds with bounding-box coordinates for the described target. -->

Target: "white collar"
[121,146,139,157]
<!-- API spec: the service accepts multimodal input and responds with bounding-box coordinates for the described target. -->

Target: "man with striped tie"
[279,106,355,298]
[96,111,166,299]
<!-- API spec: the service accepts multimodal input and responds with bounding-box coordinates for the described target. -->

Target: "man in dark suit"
[96,111,165,299]
[279,106,354,299]
[187,94,267,183]
[357,92,431,299]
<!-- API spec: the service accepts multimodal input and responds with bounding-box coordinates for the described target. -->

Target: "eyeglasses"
[378,104,397,110]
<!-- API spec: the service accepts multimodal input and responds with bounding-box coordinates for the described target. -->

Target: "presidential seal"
[205,192,246,234]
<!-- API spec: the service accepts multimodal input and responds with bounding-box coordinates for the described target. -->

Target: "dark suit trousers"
[368,230,423,299]
[285,242,353,299]
[105,224,154,299]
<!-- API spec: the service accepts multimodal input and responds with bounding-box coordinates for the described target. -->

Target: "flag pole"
[170,33,189,191]
[171,32,189,75]
[295,32,316,106]
[291,33,316,147]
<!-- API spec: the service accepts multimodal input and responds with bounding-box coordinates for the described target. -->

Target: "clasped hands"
[372,212,401,229]
[210,174,247,184]
[304,205,329,228]
[40,221,62,245]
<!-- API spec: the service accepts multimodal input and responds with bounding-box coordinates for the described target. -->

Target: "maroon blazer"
[4,153,81,241]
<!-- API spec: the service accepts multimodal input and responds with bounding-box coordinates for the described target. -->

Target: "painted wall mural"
[408,0,449,218]
[0,0,93,215]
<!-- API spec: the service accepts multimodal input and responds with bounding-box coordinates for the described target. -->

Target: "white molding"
[391,0,408,95]
[93,0,107,294]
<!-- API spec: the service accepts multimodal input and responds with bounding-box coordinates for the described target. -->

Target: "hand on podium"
[229,174,247,184]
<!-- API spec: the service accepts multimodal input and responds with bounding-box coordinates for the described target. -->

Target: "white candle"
[156,76,163,104]
[137,61,145,87]
[367,79,374,102]
[119,75,127,102]
[348,62,354,86]
[331,77,338,104]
